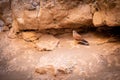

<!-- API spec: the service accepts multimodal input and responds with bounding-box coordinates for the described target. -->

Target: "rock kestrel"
[73,30,89,46]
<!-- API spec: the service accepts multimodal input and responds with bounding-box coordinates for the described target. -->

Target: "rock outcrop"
[11,0,92,31]
[0,0,120,37]
[93,0,120,27]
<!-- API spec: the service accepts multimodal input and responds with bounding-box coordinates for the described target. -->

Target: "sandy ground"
[0,31,120,80]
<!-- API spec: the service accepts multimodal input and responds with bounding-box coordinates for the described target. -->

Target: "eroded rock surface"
[21,31,41,42]
[36,34,59,51]
[93,0,120,27]
[11,0,120,31]
[11,0,92,31]
[0,32,120,80]
[0,0,120,38]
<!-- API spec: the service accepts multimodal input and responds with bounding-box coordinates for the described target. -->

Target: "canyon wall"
[0,0,120,33]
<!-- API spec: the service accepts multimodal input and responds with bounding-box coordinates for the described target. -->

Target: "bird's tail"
[78,39,89,46]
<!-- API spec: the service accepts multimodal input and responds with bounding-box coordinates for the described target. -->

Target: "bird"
[72,30,89,46]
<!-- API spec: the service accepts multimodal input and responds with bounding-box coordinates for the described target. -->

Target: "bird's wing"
[73,31,82,40]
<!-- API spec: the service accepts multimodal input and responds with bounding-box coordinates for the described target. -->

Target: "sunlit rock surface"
[93,0,120,27]
[11,0,120,31]
[11,0,92,31]
[36,34,59,51]
[0,32,120,80]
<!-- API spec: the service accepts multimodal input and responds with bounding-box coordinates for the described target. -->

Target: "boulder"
[93,0,120,27]
[36,34,59,51]
[21,31,41,42]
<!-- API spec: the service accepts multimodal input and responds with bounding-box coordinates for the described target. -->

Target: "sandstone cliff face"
[0,0,120,33]
[93,0,120,27]
[11,0,92,31]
